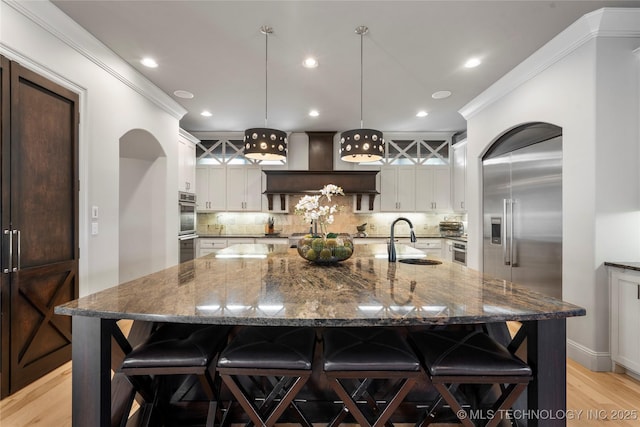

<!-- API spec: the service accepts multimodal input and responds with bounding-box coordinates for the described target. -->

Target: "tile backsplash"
[197,195,467,237]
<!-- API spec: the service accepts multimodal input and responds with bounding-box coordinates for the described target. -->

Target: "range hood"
[263,132,379,211]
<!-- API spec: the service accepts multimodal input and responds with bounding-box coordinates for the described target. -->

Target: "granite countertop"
[604,261,640,272]
[56,244,585,327]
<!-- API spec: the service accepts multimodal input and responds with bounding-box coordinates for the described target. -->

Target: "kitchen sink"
[398,259,442,266]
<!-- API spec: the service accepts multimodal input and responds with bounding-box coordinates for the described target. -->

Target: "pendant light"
[340,26,384,163]
[244,26,287,161]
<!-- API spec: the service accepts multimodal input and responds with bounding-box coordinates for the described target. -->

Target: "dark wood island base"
[57,244,584,426]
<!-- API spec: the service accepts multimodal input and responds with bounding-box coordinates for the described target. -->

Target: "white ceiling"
[52,0,640,135]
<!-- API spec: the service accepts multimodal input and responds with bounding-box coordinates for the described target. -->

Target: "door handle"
[510,200,517,267]
[3,229,12,274]
[14,230,21,271]
[503,199,510,266]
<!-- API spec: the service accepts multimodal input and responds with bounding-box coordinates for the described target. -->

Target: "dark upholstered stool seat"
[411,329,532,377]
[217,326,316,427]
[218,326,315,370]
[123,323,230,369]
[410,329,532,427]
[322,328,421,427]
[323,327,421,372]
[119,323,231,427]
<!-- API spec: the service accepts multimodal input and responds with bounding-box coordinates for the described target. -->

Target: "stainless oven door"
[452,243,467,266]
[179,234,198,263]
[179,201,196,235]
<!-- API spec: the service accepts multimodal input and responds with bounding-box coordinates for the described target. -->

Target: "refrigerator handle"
[3,229,12,274]
[503,199,510,266]
[510,199,517,267]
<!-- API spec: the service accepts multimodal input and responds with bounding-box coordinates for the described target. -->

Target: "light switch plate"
[91,206,99,219]
[91,222,99,235]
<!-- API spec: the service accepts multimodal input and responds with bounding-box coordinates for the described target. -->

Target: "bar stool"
[322,327,422,427]
[119,323,231,427]
[409,329,532,427]
[217,326,316,426]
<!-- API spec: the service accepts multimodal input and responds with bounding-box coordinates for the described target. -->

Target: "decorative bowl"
[297,234,354,264]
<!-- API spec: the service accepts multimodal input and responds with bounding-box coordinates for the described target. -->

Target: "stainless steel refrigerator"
[482,124,562,299]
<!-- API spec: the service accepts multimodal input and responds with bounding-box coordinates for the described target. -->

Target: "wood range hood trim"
[263,132,379,211]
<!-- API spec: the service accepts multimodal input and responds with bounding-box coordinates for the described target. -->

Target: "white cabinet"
[413,239,442,258]
[380,167,416,211]
[197,238,228,257]
[609,267,640,374]
[227,166,262,211]
[415,166,451,212]
[196,166,226,211]
[380,166,450,213]
[452,141,467,211]
[178,129,198,193]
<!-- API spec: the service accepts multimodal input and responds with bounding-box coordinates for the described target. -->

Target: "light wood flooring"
[1,357,639,426]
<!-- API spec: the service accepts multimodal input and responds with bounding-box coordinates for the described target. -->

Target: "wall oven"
[452,241,467,266]
[179,191,197,236]
[179,192,198,265]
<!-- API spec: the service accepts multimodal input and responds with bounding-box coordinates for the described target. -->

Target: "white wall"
[1,1,186,296]
[462,8,640,370]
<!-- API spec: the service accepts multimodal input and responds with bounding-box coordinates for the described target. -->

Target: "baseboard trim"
[567,339,611,372]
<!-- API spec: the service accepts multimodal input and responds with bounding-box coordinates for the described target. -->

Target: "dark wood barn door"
[0,56,79,397]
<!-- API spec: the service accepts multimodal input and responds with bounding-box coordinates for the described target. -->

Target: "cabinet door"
[452,142,467,211]
[415,168,432,212]
[207,167,226,211]
[226,167,246,211]
[397,168,416,211]
[432,166,451,211]
[611,270,640,373]
[178,137,196,193]
[244,167,263,211]
[380,167,399,211]
[195,167,209,210]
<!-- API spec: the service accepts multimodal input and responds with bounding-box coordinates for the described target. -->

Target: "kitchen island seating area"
[118,323,232,427]
[115,323,533,426]
[55,243,586,426]
[217,326,316,426]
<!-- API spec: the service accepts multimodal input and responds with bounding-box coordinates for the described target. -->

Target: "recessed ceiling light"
[174,90,194,99]
[201,110,212,117]
[432,90,452,99]
[140,57,158,68]
[302,57,319,68]
[464,57,481,68]
[309,109,320,117]
[416,111,429,118]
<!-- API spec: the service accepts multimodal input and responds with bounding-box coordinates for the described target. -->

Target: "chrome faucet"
[388,217,417,262]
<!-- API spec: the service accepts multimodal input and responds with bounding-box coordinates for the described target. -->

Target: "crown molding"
[4,0,187,120]
[459,7,640,120]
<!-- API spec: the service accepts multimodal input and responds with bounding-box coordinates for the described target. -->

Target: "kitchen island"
[56,243,585,426]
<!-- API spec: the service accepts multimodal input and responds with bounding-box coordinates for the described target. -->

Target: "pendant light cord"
[360,29,364,129]
[264,27,269,128]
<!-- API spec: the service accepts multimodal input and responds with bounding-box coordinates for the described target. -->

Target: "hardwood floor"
[1,357,639,426]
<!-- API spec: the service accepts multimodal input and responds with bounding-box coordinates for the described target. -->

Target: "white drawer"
[414,239,442,250]
[199,239,227,249]
[255,238,288,245]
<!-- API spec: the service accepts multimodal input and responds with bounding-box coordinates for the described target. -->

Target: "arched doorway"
[119,129,167,283]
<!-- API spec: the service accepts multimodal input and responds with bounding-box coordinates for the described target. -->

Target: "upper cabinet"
[192,134,265,212]
[380,167,416,211]
[378,134,453,213]
[196,166,226,211]
[452,139,467,212]
[415,166,451,212]
[178,129,198,193]
[227,166,262,211]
